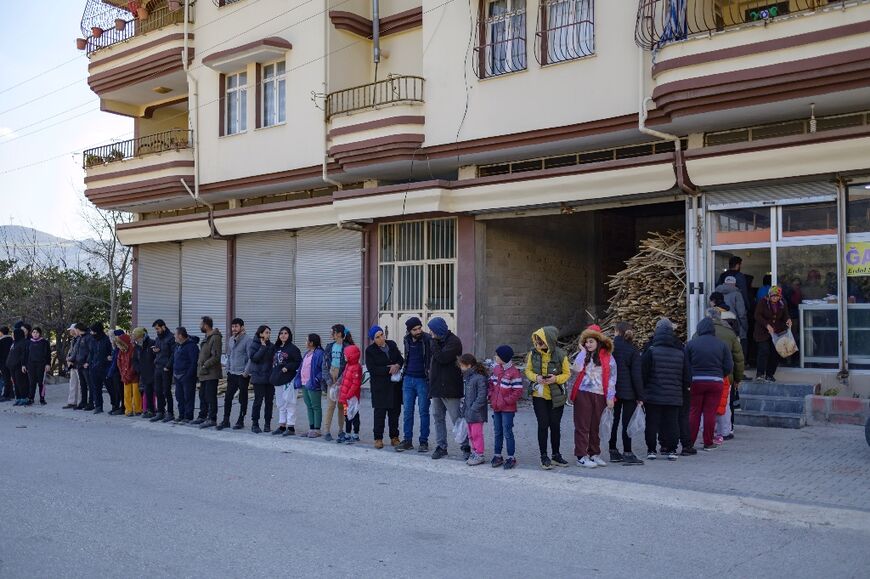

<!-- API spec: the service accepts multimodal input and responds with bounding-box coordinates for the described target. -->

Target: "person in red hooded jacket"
[337,345,362,444]
[488,345,523,469]
[115,332,141,416]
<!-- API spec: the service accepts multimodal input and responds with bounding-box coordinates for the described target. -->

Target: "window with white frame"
[537,0,594,65]
[225,71,247,135]
[479,0,527,78]
[262,61,286,127]
[378,218,457,340]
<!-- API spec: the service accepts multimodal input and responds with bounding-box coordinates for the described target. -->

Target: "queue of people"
[2,297,780,473]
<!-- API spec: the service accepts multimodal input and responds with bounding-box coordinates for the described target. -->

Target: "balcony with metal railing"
[79,0,190,56]
[325,75,425,120]
[83,129,195,210]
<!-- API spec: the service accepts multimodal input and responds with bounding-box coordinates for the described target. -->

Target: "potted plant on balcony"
[91,26,104,39]
[115,18,127,31]
[76,38,88,50]
[106,149,125,162]
[169,0,182,11]
[85,154,104,168]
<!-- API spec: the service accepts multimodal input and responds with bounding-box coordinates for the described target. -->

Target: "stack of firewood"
[602,230,687,345]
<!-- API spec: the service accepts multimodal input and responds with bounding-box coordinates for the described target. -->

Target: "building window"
[225,71,247,135]
[261,61,286,127]
[378,218,457,340]
[847,184,870,234]
[474,0,527,78]
[536,0,594,65]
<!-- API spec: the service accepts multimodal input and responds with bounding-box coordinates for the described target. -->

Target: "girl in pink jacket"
[488,345,524,469]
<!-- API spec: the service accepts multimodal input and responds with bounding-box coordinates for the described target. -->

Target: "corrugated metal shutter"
[294,226,362,348]
[137,242,181,330]
[705,180,837,210]
[234,231,296,333]
[181,238,228,334]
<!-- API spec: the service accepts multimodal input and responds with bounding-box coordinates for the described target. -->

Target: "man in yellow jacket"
[524,326,571,470]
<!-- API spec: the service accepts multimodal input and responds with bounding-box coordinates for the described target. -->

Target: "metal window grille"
[535,0,595,65]
[473,0,528,78]
[378,218,458,329]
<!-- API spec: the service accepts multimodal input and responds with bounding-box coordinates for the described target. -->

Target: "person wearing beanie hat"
[133,328,158,418]
[368,325,383,341]
[87,322,112,413]
[426,318,468,460]
[715,274,749,357]
[753,284,792,382]
[489,344,522,469]
[396,316,433,453]
[655,318,674,333]
[365,326,404,449]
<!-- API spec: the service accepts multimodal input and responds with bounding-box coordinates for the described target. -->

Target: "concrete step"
[734,410,805,429]
[738,382,815,398]
[738,394,806,415]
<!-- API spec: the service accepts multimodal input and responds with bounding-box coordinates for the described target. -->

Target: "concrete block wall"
[482,214,595,357]
[806,395,870,425]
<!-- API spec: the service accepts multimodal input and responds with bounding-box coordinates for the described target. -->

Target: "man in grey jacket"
[715,275,748,358]
[219,317,252,430]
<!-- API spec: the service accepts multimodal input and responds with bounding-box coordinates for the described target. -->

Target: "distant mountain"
[0,225,99,271]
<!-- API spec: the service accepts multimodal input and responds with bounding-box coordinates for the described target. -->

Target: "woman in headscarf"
[364,325,404,449]
[753,286,792,382]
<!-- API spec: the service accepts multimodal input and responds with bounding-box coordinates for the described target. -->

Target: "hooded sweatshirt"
[6,329,27,373]
[271,340,302,386]
[25,337,51,369]
[714,282,748,338]
[524,327,571,403]
[338,345,362,404]
[115,334,138,384]
[686,318,734,382]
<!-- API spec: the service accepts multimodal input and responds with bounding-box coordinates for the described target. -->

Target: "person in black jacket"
[397,317,433,453]
[246,325,274,434]
[0,326,13,402]
[23,327,51,405]
[608,322,645,466]
[87,323,113,413]
[7,328,29,406]
[133,327,157,418]
[172,328,200,423]
[365,326,404,449]
[151,320,176,423]
[271,327,302,437]
[686,318,734,451]
[72,323,91,409]
[641,318,691,461]
[427,317,469,460]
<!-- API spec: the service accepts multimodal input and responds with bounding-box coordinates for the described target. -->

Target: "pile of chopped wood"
[602,230,687,345]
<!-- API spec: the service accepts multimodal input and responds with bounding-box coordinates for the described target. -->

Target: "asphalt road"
[1,408,868,578]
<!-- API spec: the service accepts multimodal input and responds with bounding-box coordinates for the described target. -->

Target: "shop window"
[781,202,837,238]
[712,207,771,245]
[848,306,870,369]
[847,185,870,234]
[777,245,838,304]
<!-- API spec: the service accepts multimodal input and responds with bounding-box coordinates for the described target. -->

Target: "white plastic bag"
[327,384,338,402]
[626,406,646,439]
[390,368,404,383]
[453,418,468,444]
[346,396,359,420]
[774,329,799,358]
[599,407,614,443]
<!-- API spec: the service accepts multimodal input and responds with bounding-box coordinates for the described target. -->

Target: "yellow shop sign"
[845,242,870,277]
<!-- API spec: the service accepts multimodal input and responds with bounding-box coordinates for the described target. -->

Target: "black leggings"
[252,383,275,424]
[13,369,28,400]
[345,413,360,434]
[609,399,639,453]
[532,396,564,458]
[26,364,46,401]
[756,338,781,379]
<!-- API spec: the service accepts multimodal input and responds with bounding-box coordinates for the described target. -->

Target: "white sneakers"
[592,455,607,467]
[577,455,597,468]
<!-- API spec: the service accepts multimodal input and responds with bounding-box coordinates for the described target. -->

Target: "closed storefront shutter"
[234,231,296,333]
[294,226,362,349]
[137,242,181,330]
[181,238,228,334]
[706,180,837,210]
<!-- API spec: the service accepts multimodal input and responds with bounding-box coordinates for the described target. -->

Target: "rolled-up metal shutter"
[705,180,837,210]
[234,231,296,333]
[181,238,228,334]
[294,226,362,348]
[136,242,181,330]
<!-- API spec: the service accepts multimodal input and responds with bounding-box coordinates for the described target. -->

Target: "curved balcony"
[81,1,190,56]
[325,75,424,120]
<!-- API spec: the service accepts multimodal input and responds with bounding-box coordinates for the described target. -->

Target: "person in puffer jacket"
[459,353,489,466]
[642,318,691,460]
[686,317,733,451]
[172,329,200,422]
[115,332,141,416]
[88,323,113,413]
[488,345,523,469]
[337,345,362,443]
[524,326,572,470]
[245,325,274,434]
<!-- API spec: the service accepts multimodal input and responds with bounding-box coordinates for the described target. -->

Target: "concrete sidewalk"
[8,380,870,513]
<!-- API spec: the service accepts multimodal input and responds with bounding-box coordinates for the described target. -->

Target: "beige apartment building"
[78,0,870,391]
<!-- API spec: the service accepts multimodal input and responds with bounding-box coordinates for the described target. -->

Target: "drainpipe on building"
[322,5,342,189]
[836,177,849,383]
[637,47,703,332]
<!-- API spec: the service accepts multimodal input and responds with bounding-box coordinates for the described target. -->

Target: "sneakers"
[396,439,414,452]
[431,446,448,460]
[503,457,517,470]
[62,404,76,409]
[251,423,261,434]
[351,434,360,443]
[667,451,678,461]
[622,452,644,465]
[552,454,570,468]
[161,414,174,423]
[591,455,607,467]
[272,427,286,436]
[753,374,767,383]
[491,455,505,468]
[200,420,216,429]
[723,433,735,441]
[93,408,104,414]
[766,375,777,383]
[681,446,697,456]
[609,449,624,463]
[577,456,597,468]
[374,439,385,449]
[142,411,155,419]
[417,442,429,453]
[540,456,553,470]
[109,408,124,416]
[461,445,471,462]
[308,430,322,439]
[713,435,724,446]
[466,453,485,466]
[264,423,272,433]
[390,437,401,447]
[646,451,657,460]
[703,444,716,451]
[336,432,348,444]
[191,418,205,425]
[323,433,333,442]
[232,421,244,430]
[216,420,229,431]
[283,426,296,436]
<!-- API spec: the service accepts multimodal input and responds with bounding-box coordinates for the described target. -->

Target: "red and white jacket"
[338,345,362,404]
[488,362,524,413]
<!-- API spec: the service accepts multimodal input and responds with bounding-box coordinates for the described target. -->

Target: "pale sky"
[0,1,131,239]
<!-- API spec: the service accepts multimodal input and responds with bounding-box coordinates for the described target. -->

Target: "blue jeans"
[175,376,196,420]
[493,411,516,457]
[402,376,430,444]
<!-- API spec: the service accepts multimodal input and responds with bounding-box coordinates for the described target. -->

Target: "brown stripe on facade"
[117,213,209,230]
[328,133,425,155]
[329,7,423,39]
[88,33,192,70]
[212,195,333,218]
[143,96,189,118]
[88,48,194,94]
[199,163,332,194]
[652,20,870,77]
[201,36,292,66]
[84,160,194,184]
[684,124,870,159]
[328,115,425,138]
